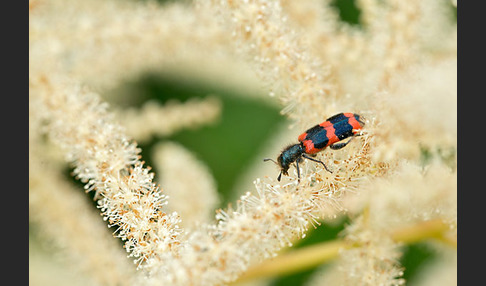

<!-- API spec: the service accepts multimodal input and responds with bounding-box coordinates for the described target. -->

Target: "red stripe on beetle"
[303,139,322,154]
[319,121,333,128]
[324,125,339,147]
[346,114,363,133]
[298,132,308,142]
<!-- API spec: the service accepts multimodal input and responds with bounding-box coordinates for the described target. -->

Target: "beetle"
[264,112,365,181]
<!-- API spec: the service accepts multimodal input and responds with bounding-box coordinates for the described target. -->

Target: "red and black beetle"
[264,112,365,181]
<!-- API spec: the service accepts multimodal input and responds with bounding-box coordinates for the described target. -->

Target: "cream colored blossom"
[345,161,457,232]
[29,0,234,90]
[153,142,220,228]
[339,216,405,286]
[371,58,457,162]
[208,0,335,123]
[117,97,221,143]
[30,75,182,271]
[30,156,137,285]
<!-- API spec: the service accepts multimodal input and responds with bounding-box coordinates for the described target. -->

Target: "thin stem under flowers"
[391,219,456,247]
[234,219,453,283]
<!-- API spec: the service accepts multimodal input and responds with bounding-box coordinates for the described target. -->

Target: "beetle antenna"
[263,158,278,165]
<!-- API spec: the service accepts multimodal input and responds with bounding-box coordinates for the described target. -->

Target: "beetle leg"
[302,154,333,173]
[295,158,301,181]
[330,136,355,150]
